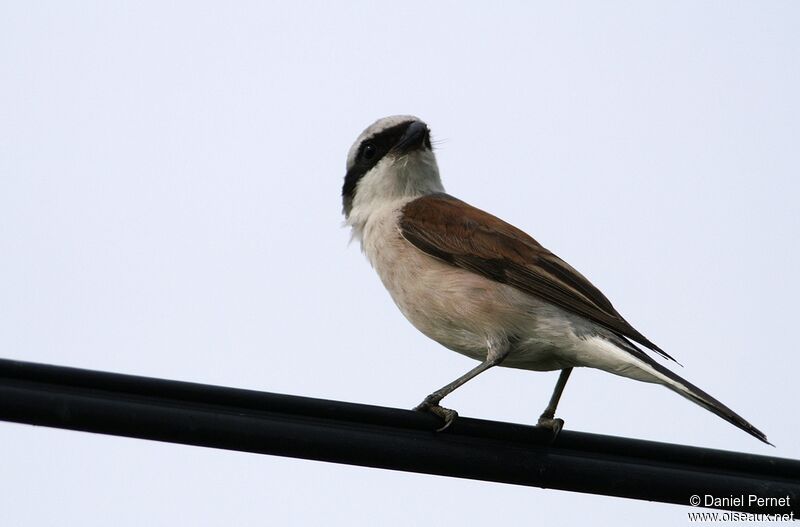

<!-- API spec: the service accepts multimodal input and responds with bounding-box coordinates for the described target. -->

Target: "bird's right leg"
[537,367,573,435]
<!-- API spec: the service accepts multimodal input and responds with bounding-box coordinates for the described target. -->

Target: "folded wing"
[399,193,676,363]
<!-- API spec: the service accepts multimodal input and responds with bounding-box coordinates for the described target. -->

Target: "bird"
[341,114,769,444]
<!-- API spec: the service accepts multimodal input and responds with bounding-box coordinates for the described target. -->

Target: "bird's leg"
[415,342,510,431]
[537,367,573,436]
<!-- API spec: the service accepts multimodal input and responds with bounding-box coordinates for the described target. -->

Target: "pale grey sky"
[1,2,798,526]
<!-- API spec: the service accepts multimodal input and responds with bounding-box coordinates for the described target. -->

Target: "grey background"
[1,2,798,525]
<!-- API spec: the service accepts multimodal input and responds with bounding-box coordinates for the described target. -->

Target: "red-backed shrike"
[342,115,768,444]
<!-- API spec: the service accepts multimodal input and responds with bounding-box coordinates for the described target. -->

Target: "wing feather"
[399,193,676,362]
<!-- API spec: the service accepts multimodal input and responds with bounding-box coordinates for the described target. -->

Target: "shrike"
[342,115,769,444]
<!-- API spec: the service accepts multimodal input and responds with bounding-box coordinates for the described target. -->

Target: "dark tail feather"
[645,357,772,445]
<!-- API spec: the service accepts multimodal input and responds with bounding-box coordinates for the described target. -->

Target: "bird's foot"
[537,415,565,440]
[414,397,458,432]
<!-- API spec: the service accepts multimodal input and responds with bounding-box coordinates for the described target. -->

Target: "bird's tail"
[585,336,771,445]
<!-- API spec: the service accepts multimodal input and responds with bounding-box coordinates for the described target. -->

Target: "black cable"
[0,357,797,515]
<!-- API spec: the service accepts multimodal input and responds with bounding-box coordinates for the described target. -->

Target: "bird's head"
[342,115,443,220]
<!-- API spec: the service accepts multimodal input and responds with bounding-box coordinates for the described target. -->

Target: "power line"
[0,357,797,515]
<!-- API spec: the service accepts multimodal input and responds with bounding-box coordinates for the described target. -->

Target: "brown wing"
[399,193,675,362]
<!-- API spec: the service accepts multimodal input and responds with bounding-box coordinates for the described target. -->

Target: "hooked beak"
[393,121,431,154]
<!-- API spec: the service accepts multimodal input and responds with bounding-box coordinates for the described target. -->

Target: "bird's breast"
[359,203,549,360]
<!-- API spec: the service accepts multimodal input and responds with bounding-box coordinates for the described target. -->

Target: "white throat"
[346,149,445,239]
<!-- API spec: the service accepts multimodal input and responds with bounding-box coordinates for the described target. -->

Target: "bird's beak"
[394,121,430,153]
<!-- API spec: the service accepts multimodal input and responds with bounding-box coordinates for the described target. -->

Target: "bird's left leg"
[537,367,573,435]
[414,341,510,431]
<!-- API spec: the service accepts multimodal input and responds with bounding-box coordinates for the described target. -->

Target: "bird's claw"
[537,416,565,439]
[414,399,458,431]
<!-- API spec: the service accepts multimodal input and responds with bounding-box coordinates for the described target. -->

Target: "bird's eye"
[363,143,376,160]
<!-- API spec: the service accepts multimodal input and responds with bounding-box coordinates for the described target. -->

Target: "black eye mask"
[341,121,415,216]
